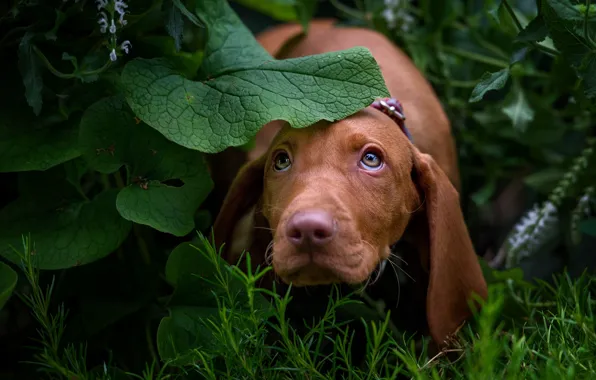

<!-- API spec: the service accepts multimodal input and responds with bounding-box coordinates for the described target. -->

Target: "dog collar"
[371,97,413,142]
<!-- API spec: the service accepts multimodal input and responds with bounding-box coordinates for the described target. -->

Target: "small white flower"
[120,40,132,54]
[115,0,129,17]
[109,48,117,61]
[98,11,108,33]
[109,18,117,34]
[507,201,559,262]
[96,0,108,10]
[118,13,128,26]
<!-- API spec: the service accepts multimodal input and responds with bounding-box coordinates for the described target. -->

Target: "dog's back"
[254,20,460,189]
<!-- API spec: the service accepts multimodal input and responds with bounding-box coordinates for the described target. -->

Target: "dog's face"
[261,108,419,286]
[214,106,487,346]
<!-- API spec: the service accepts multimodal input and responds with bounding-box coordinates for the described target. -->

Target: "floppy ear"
[213,155,271,269]
[411,151,488,346]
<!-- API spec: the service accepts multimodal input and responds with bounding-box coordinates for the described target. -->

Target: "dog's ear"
[213,155,271,269]
[410,150,488,346]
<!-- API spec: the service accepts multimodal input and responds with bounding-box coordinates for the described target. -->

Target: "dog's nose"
[286,210,335,248]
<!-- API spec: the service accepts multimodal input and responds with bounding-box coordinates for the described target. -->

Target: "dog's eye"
[273,151,292,171]
[360,151,383,170]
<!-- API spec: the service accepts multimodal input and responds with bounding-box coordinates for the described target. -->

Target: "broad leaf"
[502,84,534,132]
[0,115,80,172]
[122,0,389,153]
[0,190,132,270]
[158,240,273,364]
[0,261,18,310]
[79,96,213,236]
[18,32,43,116]
[157,306,221,364]
[469,68,510,102]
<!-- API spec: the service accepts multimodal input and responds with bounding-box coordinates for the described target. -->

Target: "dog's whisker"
[387,257,402,309]
[264,240,275,265]
[388,255,416,283]
[253,226,276,232]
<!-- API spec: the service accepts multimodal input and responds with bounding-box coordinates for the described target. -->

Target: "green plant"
[3,0,596,379]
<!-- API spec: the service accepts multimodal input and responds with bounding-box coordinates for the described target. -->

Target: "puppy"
[213,20,488,348]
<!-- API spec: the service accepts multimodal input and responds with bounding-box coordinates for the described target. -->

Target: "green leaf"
[172,0,203,28]
[0,190,132,270]
[542,0,596,97]
[502,83,534,132]
[0,110,80,173]
[469,68,510,103]
[79,96,214,236]
[516,14,549,42]
[18,32,43,116]
[295,0,317,32]
[122,0,389,153]
[232,0,299,21]
[580,219,596,237]
[157,306,221,364]
[545,0,592,21]
[489,1,518,36]
[165,1,184,51]
[164,241,244,306]
[0,261,18,310]
[158,239,273,364]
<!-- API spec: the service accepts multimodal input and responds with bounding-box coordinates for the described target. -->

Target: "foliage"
[1,0,596,378]
[10,234,596,379]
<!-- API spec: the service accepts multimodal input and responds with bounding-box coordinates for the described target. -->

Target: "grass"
[13,233,596,379]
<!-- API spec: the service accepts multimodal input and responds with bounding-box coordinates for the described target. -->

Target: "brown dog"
[213,20,488,347]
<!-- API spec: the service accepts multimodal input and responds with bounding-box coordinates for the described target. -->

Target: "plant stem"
[33,45,112,80]
[441,45,510,68]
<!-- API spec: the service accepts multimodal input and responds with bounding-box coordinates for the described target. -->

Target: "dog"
[213,19,488,349]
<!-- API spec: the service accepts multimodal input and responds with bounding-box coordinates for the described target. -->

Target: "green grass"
[14,233,596,379]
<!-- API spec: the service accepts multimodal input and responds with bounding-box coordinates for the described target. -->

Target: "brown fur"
[213,20,487,347]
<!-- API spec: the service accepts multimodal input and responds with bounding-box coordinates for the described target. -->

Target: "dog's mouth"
[272,243,383,287]
[281,261,342,286]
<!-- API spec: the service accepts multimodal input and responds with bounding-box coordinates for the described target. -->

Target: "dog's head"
[214,106,487,345]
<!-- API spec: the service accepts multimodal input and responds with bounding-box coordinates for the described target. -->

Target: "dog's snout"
[286,210,335,248]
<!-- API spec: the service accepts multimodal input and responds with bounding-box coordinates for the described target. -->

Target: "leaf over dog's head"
[121,0,389,154]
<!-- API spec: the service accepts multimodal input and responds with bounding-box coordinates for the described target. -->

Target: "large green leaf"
[157,240,273,365]
[0,261,18,310]
[79,96,213,236]
[122,0,389,153]
[0,190,132,270]
[0,108,80,173]
[157,306,221,364]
